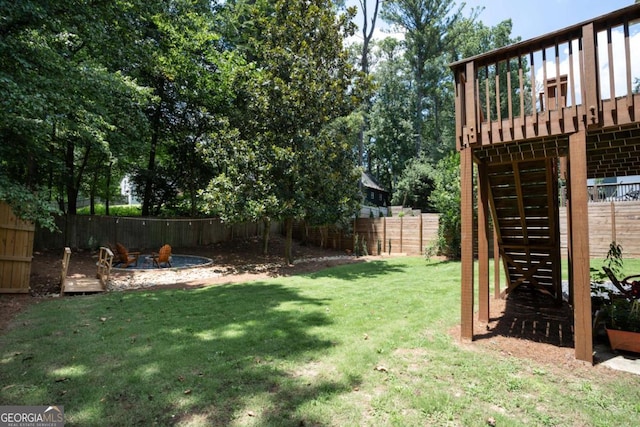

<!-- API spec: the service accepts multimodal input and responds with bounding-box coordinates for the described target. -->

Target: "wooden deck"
[452,3,640,168]
[451,3,640,363]
[61,276,106,294]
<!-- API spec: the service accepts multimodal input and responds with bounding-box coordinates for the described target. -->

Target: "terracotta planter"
[606,328,640,353]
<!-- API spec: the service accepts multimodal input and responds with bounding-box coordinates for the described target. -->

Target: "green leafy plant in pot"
[602,298,640,353]
[591,242,640,353]
[604,298,640,333]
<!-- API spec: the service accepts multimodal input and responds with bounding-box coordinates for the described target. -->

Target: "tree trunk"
[142,79,164,217]
[284,217,293,265]
[65,143,91,216]
[89,168,98,215]
[105,162,112,216]
[262,218,270,256]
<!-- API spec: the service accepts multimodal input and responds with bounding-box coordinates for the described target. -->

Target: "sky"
[462,0,634,41]
[347,1,635,42]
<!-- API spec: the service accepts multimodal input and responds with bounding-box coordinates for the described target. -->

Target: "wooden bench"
[60,247,114,295]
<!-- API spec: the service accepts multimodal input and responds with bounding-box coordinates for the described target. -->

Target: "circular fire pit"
[112,254,213,271]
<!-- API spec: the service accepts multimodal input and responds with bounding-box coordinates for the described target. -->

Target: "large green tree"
[117,1,238,217]
[367,37,414,195]
[202,0,362,262]
[382,0,465,158]
[0,0,151,222]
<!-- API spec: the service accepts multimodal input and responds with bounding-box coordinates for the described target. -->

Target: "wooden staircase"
[485,158,563,301]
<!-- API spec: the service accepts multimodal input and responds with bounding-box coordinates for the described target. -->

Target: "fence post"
[383,217,387,254]
[610,201,616,243]
[400,216,403,253]
[419,214,423,255]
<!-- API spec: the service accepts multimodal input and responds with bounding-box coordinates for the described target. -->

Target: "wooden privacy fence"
[31,202,640,256]
[0,202,35,293]
[34,215,281,251]
[294,214,441,255]
[560,201,640,258]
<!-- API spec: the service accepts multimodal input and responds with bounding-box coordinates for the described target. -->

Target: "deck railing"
[451,3,640,149]
[585,180,640,203]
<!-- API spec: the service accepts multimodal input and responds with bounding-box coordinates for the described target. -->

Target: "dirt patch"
[449,286,621,373]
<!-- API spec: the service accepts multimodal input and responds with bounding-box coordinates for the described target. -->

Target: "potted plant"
[602,298,640,353]
[591,241,640,353]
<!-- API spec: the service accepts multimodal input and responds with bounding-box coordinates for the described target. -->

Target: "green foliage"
[391,156,437,211]
[76,204,142,217]
[604,241,624,276]
[605,299,640,332]
[591,241,624,284]
[201,0,362,261]
[0,175,59,231]
[382,0,464,158]
[0,0,155,216]
[429,153,461,258]
[367,37,414,192]
[364,5,520,206]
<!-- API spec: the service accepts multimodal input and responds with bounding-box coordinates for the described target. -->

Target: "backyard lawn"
[1,257,639,426]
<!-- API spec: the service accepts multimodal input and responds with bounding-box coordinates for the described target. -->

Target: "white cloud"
[345,26,405,47]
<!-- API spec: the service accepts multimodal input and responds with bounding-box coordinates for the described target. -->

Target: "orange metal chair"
[152,244,172,268]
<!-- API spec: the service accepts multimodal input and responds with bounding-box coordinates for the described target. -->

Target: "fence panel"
[0,202,35,293]
[294,215,442,256]
[559,201,640,258]
[354,218,384,255]
[400,217,422,254]
[421,214,440,250]
[34,216,277,251]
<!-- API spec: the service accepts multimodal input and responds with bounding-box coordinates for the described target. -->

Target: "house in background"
[361,171,390,207]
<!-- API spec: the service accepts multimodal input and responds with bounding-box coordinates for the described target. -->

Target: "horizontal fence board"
[559,201,640,258]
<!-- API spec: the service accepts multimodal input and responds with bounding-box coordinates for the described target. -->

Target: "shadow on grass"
[0,282,361,426]
[473,285,575,349]
[301,259,410,281]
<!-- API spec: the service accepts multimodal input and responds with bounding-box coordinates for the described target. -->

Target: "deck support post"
[493,227,501,299]
[461,147,475,340]
[567,130,593,363]
[477,161,490,323]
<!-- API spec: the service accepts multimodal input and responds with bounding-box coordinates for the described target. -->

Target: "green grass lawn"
[1,257,639,426]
